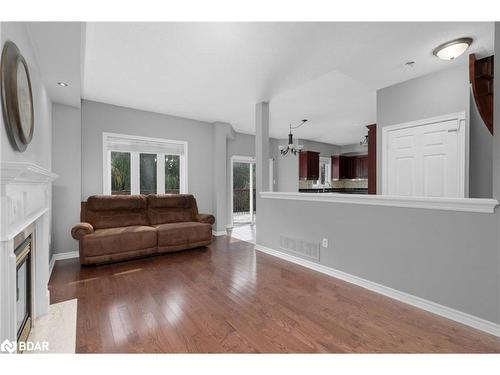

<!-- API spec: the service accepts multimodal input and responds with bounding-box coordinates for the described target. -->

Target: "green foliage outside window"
[111,152,131,194]
[165,155,180,193]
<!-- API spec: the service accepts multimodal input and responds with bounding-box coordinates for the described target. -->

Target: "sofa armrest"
[196,214,215,225]
[71,222,94,241]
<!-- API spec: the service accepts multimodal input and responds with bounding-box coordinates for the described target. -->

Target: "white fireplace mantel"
[0,161,58,344]
[1,162,58,242]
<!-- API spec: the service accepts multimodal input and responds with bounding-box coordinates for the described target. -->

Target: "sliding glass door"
[231,157,256,226]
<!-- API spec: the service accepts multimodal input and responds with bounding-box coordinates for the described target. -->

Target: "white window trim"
[317,156,331,187]
[102,132,188,195]
[381,112,468,198]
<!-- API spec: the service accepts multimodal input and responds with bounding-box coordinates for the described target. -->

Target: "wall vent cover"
[279,235,320,261]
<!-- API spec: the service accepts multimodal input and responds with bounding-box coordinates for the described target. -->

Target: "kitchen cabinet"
[299,151,320,180]
[331,155,368,179]
[356,155,368,179]
[367,124,377,194]
[331,155,349,179]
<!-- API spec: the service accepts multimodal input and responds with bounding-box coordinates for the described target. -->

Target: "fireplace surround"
[15,231,33,346]
[0,162,58,346]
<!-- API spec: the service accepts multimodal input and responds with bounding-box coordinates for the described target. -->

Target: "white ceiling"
[81,23,493,144]
[26,22,84,108]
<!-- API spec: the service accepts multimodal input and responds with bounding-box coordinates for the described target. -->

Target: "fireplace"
[15,234,32,346]
[0,161,58,345]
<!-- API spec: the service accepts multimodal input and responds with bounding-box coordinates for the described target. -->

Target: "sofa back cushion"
[85,195,149,229]
[147,194,198,225]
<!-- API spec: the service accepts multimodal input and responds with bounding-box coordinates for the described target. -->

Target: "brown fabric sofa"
[71,194,215,265]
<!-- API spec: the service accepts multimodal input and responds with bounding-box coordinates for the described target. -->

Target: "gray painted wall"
[376,64,470,194]
[51,104,81,256]
[469,92,493,198]
[493,23,500,201]
[340,143,368,155]
[300,139,340,157]
[493,24,500,300]
[257,198,499,323]
[212,122,234,232]
[81,100,215,215]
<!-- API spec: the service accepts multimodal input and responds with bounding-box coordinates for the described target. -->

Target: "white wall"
[1,23,52,170]
[51,103,81,256]
[81,100,215,215]
[1,23,53,265]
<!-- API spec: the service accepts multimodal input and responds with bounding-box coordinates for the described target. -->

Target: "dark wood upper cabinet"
[469,54,494,135]
[331,155,350,179]
[331,155,340,179]
[299,151,320,180]
[331,154,368,179]
[356,155,369,179]
[367,124,377,194]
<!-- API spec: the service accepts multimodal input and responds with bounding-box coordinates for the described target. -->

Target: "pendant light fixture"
[278,119,308,156]
[359,134,368,147]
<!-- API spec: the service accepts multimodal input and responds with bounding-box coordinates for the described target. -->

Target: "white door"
[383,113,466,198]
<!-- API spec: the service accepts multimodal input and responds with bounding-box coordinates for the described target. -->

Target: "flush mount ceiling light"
[278,119,308,156]
[57,82,69,87]
[433,37,472,60]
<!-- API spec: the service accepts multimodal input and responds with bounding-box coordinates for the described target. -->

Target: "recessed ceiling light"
[433,37,472,60]
[57,82,69,87]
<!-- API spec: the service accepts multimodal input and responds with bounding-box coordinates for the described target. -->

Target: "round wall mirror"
[1,40,34,152]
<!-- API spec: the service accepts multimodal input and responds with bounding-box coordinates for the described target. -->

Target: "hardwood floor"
[49,236,500,353]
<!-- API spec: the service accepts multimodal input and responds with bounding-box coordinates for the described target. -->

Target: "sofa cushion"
[82,225,157,257]
[85,195,149,229]
[147,194,198,225]
[154,222,212,248]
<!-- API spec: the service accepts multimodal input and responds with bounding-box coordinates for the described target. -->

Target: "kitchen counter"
[299,188,368,194]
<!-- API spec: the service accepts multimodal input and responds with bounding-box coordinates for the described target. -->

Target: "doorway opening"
[230,156,256,229]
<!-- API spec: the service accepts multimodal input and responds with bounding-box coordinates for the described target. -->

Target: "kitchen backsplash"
[331,179,368,189]
[299,179,368,189]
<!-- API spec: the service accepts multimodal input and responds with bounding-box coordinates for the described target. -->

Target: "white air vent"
[279,235,320,261]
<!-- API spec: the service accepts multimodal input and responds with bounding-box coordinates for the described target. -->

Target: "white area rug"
[27,299,77,354]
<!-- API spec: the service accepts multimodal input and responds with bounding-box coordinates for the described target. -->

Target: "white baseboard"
[212,230,227,236]
[49,251,79,277]
[254,244,500,338]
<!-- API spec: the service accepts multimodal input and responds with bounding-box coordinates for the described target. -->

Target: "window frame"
[103,132,188,195]
[317,156,331,187]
